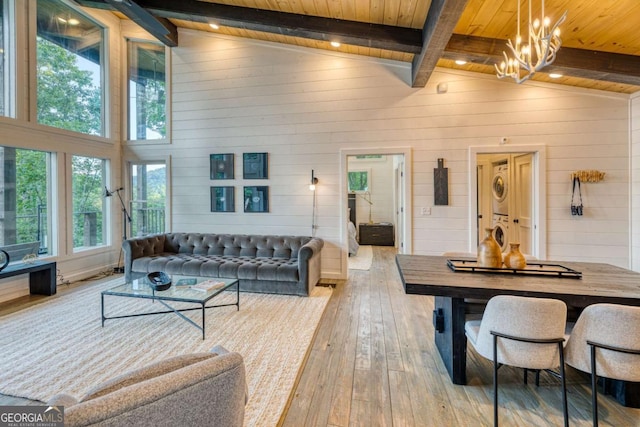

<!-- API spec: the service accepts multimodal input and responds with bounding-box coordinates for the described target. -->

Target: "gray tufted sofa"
[122,233,324,296]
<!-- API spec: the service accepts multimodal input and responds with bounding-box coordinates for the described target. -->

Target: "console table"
[359,223,394,246]
[0,261,57,295]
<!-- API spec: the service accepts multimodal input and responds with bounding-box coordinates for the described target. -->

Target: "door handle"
[513,219,519,224]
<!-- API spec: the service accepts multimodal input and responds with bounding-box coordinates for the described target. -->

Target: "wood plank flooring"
[281,247,640,427]
[1,251,638,426]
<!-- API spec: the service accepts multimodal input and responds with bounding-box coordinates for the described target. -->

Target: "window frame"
[125,37,170,144]
[33,0,108,138]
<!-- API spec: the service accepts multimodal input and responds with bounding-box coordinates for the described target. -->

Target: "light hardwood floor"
[1,250,639,426]
[281,246,640,427]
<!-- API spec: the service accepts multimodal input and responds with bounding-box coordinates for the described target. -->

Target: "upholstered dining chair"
[465,295,569,427]
[564,304,640,427]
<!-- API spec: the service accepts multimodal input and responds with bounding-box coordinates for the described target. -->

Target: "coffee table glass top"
[104,275,239,302]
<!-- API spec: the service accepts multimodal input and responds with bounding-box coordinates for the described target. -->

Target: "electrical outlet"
[421,207,431,216]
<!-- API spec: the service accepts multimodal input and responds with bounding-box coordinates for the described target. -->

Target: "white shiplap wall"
[631,93,640,271]
[126,29,632,279]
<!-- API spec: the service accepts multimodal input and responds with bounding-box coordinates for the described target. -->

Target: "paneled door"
[512,153,533,254]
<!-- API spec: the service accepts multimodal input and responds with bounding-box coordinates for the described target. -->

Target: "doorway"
[341,147,412,279]
[470,146,546,259]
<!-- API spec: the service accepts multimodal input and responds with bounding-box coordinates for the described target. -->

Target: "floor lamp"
[105,186,131,274]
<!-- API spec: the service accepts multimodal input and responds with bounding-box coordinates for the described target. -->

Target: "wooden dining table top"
[396,255,640,307]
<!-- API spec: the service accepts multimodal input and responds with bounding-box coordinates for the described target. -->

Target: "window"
[0,0,14,118]
[72,155,106,250]
[36,0,104,136]
[0,146,52,258]
[130,161,166,236]
[127,40,166,141]
[348,170,370,192]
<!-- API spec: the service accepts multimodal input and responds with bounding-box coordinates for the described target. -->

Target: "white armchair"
[465,295,569,427]
[565,303,640,427]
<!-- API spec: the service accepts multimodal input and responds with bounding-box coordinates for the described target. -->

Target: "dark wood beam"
[80,0,178,46]
[126,0,422,54]
[411,0,469,88]
[444,34,640,86]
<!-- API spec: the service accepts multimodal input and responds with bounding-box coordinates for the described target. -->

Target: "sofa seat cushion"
[132,253,300,282]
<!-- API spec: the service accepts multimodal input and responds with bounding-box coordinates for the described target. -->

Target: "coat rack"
[570,170,605,183]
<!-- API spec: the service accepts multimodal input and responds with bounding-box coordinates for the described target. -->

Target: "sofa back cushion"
[164,233,311,259]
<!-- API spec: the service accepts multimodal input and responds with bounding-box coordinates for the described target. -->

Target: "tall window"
[130,162,166,236]
[0,146,52,258]
[36,0,104,136]
[72,155,106,250]
[127,40,166,141]
[0,0,14,118]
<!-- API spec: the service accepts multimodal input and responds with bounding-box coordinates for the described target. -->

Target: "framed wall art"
[210,186,235,212]
[243,186,269,213]
[243,152,268,179]
[210,153,234,180]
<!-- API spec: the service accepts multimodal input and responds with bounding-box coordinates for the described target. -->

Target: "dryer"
[492,163,509,215]
[492,214,509,253]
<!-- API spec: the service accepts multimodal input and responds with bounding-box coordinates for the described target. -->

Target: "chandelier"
[495,0,567,83]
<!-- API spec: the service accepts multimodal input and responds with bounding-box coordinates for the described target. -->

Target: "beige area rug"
[348,245,373,270]
[0,278,331,426]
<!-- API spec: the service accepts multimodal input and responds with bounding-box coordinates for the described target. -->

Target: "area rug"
[0,278,331,426]
[348,245,373,270]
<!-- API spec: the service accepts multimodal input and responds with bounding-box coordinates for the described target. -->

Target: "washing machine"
[492,163,509,215]
[492,214,509,253]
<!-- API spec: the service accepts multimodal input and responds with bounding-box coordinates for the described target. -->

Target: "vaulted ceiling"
[73,0,640,94]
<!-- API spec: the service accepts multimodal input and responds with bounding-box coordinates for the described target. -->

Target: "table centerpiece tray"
[446,258,582,279]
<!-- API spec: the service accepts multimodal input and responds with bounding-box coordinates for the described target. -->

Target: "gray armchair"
[49,346,246,427]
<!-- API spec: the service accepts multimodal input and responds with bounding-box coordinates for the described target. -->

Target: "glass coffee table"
[101,275,239,340]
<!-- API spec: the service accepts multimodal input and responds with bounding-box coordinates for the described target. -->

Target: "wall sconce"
[309,170,319,191]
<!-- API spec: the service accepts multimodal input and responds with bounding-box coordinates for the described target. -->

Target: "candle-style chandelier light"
[495,0,567,84]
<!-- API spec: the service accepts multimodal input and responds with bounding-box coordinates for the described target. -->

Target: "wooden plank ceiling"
[74,0,640,94]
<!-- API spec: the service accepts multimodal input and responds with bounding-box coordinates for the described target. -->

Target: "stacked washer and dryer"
[491,162,509,252]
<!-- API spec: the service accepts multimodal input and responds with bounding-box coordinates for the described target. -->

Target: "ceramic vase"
[477,228,503,268]
[504,243,527,269]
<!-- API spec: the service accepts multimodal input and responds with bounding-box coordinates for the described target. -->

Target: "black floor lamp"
[105,186,131,273]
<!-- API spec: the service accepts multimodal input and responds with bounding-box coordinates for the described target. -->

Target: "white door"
[512,154,533,254]
[476,159,492,246]
[394,159,405,252]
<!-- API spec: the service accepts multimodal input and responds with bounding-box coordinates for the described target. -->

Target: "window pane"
[348,171,369,192]
[0,146,52,259]
[130,162,166,236]
[72,155,106,250]
[36,0,104,136]
[0,0,13,118]
[128,40,166,140]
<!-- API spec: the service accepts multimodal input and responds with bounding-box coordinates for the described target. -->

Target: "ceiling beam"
[130,0,422,54]
[411,0,469,88]
[80,0,178,46]
[444,34,640,86]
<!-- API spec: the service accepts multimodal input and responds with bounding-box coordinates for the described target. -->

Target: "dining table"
[395,254,640,408]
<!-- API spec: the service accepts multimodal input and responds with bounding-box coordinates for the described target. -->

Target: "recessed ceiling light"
[57,17,67,23]
[330,41,341,48]
[549,73,563,79]
[455,59,467,65]
[209,23,220,30]
[68,18,80,26]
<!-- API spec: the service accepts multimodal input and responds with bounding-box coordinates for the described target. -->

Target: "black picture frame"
[243,152,268,179]
[243,186,269,213]
[210,153,234,180]
[210,186,235,212]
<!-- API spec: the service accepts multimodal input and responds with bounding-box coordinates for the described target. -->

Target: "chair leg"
[493,334,499,427]
[590,345,599,427]
[558,343,569,427]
